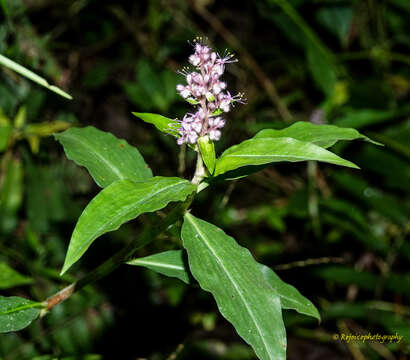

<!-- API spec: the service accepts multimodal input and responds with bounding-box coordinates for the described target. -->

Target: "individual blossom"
[175,39,245,144]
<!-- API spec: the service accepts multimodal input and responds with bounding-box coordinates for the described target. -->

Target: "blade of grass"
[0,54,72,100]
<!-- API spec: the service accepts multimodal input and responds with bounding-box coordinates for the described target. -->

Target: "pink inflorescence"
[175,40,245,145]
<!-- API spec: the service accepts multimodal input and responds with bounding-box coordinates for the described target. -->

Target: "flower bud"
[206,92,216,102]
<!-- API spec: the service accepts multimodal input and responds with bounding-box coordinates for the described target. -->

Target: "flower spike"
[175,40,244,145]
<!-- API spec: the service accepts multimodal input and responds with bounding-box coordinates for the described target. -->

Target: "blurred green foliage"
[0,0,409,359]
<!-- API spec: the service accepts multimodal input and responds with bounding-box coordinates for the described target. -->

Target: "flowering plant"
[175,42,244,144]
[0,40,381,360]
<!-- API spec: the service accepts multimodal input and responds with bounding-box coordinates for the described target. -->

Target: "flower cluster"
[175,41,245,145]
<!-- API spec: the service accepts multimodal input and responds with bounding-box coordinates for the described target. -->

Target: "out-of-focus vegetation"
[0,0,409,359]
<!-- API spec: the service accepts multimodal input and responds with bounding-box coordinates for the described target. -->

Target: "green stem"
[191,151,206,185]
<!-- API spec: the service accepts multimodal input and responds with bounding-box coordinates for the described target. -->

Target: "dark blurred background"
[0,0,409,359]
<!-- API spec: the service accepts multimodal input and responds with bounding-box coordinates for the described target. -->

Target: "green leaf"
[0,296,44,333]
[132,249,320,320]
[316,6,353,45]
[132,112,180,137]
[61,177,196,274]
[0,262,32,289]
[127,250,190,284]
[0,111,12,152]
[125,59,180,112]
[198,135,216,174]
[25,120,71,137]
[0,54,72,100]
[333,108,404,129]
[0,123,11,151]
[254,122,381,148]
[215,137,359,176]
[269,0,335,62]
[182,213,286,360]
[54,126,152,188]
[259,264,320,321]
[13,106,26,129]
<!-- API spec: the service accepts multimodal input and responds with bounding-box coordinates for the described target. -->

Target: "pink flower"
[175,40,244,145]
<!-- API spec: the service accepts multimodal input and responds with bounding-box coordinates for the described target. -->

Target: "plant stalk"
[191,151,206,185]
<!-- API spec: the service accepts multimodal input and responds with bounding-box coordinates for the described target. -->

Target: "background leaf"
[61,177,196,274]
[0,262,32,289]
[0,156,23,233]
[0,296,43,333]
[127,250,190,284]
[306,42,338,96]
[215,137,358,176]
[182,213,287,360]
[54,126,152,188]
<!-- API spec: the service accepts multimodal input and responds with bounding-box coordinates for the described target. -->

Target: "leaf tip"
[60,262,70,276]
[370,139,384,147]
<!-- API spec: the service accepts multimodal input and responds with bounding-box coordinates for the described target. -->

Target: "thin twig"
[167,343,185,360]
[308,161,321,237]
[337,320,366,360]
[274,257,345,271]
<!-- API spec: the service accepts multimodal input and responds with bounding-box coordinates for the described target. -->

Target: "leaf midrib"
[129,259,185,271]
[187,215,271,358]
[223,153,336,159]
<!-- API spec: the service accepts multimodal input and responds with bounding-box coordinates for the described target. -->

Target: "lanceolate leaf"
[198,135,216,174]
[61,177,196,274]
[215,137,358,176]
[0,296,44,333]
[0,263,33,290]
[132,112,180,137]
[254,122,381,148]
[259,264,320,321]
[182,213,287,360]
[127,250,190,284]
[54,126,152,188]
[134,249,320,320]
